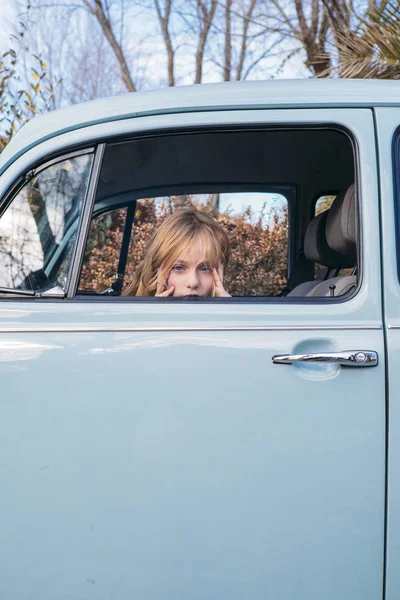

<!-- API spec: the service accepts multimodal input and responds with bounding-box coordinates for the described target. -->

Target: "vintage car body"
[0,79,399,599]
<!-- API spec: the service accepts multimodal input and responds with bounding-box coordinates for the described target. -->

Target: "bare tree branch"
[242,36,285,79]
[293,0,309,43]
[81,0,136,92]
[268,0,299,35]
[263,0,332,75]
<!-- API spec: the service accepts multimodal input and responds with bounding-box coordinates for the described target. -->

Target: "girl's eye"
[172,265,184,272]
[199,265,211,273]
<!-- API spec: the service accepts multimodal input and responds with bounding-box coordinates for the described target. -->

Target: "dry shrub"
[219,210,288,296]
[79,197,288,297]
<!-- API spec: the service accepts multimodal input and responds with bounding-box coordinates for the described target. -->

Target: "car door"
[0,108,385,600]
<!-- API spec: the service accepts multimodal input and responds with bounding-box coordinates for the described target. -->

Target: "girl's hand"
[213,267,231,297]
[155,280,175,297]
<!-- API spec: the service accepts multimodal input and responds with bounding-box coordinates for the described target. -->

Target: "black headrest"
[304,211,353,268]
[326,184,356,262]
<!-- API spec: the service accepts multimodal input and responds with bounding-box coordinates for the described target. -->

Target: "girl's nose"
[186,270,199,289]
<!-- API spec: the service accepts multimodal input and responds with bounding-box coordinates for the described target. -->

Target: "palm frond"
[321,0,400,79]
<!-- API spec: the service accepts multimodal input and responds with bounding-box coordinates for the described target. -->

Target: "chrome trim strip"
[66,144,105,299]
[0,324,383,333]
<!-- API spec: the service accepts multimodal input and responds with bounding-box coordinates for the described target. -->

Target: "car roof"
[1,79,399,176]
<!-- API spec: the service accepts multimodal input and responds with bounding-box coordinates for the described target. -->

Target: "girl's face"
[165,237,215,297]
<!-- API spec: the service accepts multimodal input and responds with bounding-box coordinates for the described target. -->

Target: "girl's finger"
[156,277,166,295]
[156,285,175,297]
[156,267,169,295]
[213,267,222,287]
[213,267,231,297]
[217,263,224,281]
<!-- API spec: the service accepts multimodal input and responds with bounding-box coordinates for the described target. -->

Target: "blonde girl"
[125,209,231,297]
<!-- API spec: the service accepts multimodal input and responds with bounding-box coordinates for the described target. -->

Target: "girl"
[125,209,231,297]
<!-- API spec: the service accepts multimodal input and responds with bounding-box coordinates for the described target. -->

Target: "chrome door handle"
[272,350,378,367]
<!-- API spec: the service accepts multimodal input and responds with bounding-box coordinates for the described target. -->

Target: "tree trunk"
[208,193,220,217]
[154,0,175,87]
[224,0,232,81]
[195,0,218,84]
[236,0,257,80]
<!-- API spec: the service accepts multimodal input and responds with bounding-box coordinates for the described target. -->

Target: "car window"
[77,129,357,299]
[0,153,93,293]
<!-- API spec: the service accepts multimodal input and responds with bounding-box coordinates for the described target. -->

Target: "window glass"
[0,153,93,292]
[79,129,356,299]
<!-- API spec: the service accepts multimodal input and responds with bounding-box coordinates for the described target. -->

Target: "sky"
[0,0,17,38]
[0,0,305,222]
[0,0,309,98]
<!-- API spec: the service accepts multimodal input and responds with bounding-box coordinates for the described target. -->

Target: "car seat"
[306,184,357,297]
[288,184,356,298]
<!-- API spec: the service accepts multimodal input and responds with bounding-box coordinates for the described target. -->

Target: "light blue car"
[0,79,398,599]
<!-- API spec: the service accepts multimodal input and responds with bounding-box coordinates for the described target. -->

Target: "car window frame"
[0,122,361,304]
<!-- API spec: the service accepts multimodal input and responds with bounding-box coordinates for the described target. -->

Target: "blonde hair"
[125,209,230,296]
